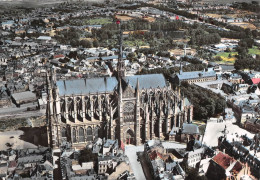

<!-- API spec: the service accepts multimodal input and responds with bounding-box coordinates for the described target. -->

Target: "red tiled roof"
[251,78,260,84]
[212,152,234,170]
[53,54,65,59]
[231,161,243,174]
[8,160,17,168]
[149,150,157,160]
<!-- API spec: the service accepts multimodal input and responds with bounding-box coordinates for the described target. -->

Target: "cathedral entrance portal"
[125,129,135,145]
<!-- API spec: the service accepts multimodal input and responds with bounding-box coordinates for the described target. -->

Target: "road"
[0,103,44,119]
[125,145,146,180]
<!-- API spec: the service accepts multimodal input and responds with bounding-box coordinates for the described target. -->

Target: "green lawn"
[248,46,260,55]
[215,52,238,58]
[214,51,237,64]
[85,18,113,25]
[213,47,260,64]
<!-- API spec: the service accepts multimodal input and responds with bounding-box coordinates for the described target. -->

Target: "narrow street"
[125,145,146,180]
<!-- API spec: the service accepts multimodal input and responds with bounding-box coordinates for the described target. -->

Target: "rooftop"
[212,152,234,170]
[176,69,216,80]
[182,123,199,135]
[57,77,118,96]
[11,91,37,102]
[123,74,167,90]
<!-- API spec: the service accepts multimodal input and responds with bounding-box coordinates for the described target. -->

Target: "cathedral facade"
[46,70,193,149]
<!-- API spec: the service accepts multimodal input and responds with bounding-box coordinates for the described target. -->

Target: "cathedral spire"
[136,78,139,91]
[119,78,122,102]
[117,20,125,78]
[136,78,140,102]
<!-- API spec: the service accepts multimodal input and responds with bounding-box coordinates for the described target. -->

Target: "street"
[125,145,146,180]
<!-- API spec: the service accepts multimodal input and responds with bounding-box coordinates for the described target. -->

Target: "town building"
[206,152,250,180]
[143,140,186,179]
[172,68,217,85]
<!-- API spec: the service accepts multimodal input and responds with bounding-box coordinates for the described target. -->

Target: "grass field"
[214,47,260,64]
[249,46,260,55]
[85,18,113,25]
[214,52,238,64]
[230,22,256,30]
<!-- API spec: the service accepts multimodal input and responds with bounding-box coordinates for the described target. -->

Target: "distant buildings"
[218,135,260,179]
[0,147,53,179]
[172,68,217,85]
[244,118,260,134]
[60,139,134,180]
[143,140,186,179]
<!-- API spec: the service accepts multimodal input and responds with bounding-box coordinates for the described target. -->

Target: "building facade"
[172,69,217,85]
[46,70,193,148]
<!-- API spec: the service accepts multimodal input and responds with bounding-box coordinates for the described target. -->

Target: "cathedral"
[46,70,193,148]
[46,24,193,149]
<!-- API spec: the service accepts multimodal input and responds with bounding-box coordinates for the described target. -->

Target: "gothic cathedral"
[46,23,193,149]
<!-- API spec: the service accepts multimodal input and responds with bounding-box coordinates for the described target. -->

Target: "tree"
[127,52,137,61]
[185,167,208,180]
[78,148,98,171]
[225,47,231,52]
[213,56,222,61]
[93,39,99,48]
[80,40,92,48]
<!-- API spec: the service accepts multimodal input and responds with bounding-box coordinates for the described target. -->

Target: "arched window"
[61,127,66,138]
[126,129,135,145]
[86,126,93,141]
[94,126,100,140]
[79,127,84,142]
[73,128,77,143]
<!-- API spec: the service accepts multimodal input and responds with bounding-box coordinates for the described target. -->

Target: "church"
[46,23,193,149]
[46,70,193,148]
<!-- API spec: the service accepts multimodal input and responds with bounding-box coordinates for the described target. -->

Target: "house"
[171,69,217,85]
[206,152,249,180]
[244,118,260,133]
[214,44,227,52]
[11,91,37,106]
[180,123,200,143]
[37,36,52,43]
[1,21,15,30]
[218,136,260,179]
[143,140,186,180]
[185,147,205,168]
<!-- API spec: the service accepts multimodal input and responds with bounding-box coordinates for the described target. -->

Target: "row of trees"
[234,38,260,70]
[189,30,221,46]
[234,56,260,71]
[181,82,226,120]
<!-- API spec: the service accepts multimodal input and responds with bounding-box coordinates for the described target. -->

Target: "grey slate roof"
[123,74,167,89]
[57,77,118,96]
[11,91,37,101]
[57,74,167,96]
[182,123,199,135]
[176,70,216,80]
[101,55,126,61]
[220,65,235,71]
